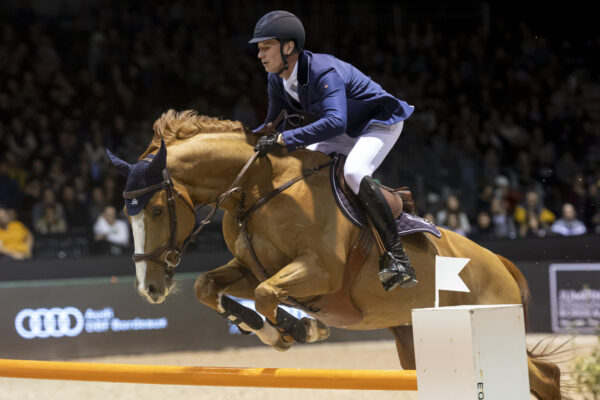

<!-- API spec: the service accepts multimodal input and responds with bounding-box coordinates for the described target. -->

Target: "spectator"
[490,197,517,239]
[422,212,436,225]
[436,195,471,235]
[0,206,33,260]
[34,204,68,234]
[583,180,600,229]
[441,213,467,236]
[0,158,22,210]
[550,203,587,236]
[514,190,555,232]
[519,212,548,238]
[93,206,130,255]
[469,211,497,241]
[31,187,65,228]
[61,185,90,234]
[89,186,107,223]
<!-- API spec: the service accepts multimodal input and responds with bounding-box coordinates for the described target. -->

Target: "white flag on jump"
[435,256,470,307]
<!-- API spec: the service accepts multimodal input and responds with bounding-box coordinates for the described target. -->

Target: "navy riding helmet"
[249,10,305,74]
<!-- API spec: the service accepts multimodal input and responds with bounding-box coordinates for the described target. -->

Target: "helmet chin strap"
[276,41,297,76]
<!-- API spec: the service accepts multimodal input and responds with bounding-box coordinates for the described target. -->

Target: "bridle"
[123,168,195,270]
[121,110,331,305]
[122,148,264,273]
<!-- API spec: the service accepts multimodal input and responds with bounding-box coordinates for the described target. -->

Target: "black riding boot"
[358,176,418,291]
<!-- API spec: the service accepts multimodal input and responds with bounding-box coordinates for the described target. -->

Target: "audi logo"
[15,307,85,339]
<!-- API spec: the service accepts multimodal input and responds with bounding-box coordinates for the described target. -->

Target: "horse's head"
[107,140,196,304]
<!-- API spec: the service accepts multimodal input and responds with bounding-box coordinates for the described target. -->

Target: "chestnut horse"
[107,110,563,399]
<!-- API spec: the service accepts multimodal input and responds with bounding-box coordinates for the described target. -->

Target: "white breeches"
[306,121,403,194]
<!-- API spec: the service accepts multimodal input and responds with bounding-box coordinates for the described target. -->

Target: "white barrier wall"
[412,305,530,400]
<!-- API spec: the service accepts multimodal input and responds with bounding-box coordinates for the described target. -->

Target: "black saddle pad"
[330,156,441,238]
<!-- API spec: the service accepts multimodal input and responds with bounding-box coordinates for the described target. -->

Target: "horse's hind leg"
[389,326,416,369]
[528,355,562,400]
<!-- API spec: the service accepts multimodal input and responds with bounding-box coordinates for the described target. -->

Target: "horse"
[107,109,564,399]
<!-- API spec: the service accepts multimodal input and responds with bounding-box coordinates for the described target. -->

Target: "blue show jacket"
[254,50,414,151]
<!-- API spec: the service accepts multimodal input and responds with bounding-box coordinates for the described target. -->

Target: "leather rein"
[123,113,332,298]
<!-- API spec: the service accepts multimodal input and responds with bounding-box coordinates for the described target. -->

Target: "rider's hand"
[255,133,284,156]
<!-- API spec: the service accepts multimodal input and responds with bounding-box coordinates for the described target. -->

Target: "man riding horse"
[251,11,416,291]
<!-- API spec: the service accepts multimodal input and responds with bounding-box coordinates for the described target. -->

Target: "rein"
[123,110,331,296]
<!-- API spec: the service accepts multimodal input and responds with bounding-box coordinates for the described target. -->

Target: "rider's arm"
[280,69,347,151]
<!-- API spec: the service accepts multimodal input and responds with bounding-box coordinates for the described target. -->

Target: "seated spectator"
[590,212,600,235]
[0,206,33,260]
[442,212,467,236]
[89,186,107,223]
[469,211,497,241]
[550,203,587,236]
[490,198,517,239]
[514,190,555,232]
[422,212,436,225]
[519,212,548,238]
[61,184,90,234]
[436,195,471,235]
[93,206,130,255]
[31,187,65,228]
[584,180,600,229]
[34,204,68,234]
[0,158,22,210]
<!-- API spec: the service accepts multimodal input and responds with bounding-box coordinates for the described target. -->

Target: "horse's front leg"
[254,250,334,345]
[194,258,287,349]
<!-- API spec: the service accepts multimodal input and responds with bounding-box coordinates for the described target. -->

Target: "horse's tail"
[496,254,572,400]
[496,254,531,324]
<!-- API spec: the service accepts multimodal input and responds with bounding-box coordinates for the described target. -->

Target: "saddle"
[330,155,441,237]
[306,156,441,327]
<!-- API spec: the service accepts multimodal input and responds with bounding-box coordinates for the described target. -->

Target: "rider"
[250,11,416,291]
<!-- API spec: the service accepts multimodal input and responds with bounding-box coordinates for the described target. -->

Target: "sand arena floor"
[1,335,596,400]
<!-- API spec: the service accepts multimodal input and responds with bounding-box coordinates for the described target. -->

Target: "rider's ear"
[285,41,294,56]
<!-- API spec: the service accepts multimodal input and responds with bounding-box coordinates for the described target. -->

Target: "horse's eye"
[153,207,163,217]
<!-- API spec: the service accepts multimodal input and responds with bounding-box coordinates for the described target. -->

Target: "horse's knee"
[254,282,282,321]
[194,273,219,308]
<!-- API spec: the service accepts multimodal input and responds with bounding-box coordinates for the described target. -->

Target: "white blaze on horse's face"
[131,213,161,303]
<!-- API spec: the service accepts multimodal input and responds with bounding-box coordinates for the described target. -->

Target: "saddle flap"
[330,155,441,238]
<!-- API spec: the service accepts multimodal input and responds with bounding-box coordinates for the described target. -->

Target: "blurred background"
[0,0,599,360]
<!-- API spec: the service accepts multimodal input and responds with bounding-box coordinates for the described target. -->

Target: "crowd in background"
[0,1,599,260]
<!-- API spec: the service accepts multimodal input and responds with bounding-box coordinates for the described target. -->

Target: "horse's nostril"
[147,284,158,294]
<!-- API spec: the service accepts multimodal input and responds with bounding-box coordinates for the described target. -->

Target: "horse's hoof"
[272,337,294,352]
[302,317,330,343]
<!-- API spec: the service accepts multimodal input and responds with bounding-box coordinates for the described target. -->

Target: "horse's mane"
[139,109,248,159]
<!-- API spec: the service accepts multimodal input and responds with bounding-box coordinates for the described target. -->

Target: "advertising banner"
[0,273,389,360]
[0,274,257,360]
[549,263,600,334]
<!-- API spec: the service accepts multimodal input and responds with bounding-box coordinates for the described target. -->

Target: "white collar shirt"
[282,61,300,102]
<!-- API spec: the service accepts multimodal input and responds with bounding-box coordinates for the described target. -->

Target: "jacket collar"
[297,50,311,88]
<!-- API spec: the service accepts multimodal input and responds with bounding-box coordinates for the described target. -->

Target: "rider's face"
[257,39,285,73]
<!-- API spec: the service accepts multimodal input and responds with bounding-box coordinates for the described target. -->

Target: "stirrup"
[378,252,418,291]
[379,270,418,291]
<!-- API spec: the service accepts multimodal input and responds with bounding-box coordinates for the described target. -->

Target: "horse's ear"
[148,138,167,173]
[106,149,131,177]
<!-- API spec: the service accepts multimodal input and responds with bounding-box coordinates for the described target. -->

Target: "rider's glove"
[255,133,285,156]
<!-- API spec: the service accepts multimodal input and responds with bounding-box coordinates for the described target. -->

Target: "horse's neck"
[164,135,272,213]
[165,134,329,213]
